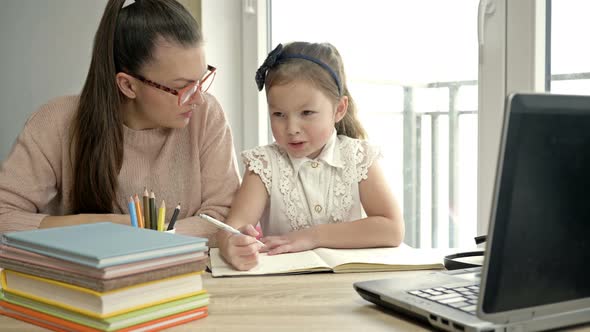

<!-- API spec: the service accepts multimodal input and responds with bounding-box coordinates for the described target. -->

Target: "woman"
[0,0,240,241]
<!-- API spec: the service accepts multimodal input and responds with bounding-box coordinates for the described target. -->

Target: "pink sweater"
[0,95,240,242]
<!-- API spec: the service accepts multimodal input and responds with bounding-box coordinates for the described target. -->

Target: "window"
[549,0,590,94]
[270,0,480,248]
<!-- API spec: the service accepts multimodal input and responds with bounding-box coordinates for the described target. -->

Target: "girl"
[0,0,240,242]
[218,42,404,270]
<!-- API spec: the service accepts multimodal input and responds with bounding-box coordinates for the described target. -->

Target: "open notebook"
[209,245,448,277]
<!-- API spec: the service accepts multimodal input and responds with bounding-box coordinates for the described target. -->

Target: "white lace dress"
[241,131,381,236]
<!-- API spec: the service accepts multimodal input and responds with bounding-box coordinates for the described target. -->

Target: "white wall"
[200,0,245,156]
[0,1,107,160]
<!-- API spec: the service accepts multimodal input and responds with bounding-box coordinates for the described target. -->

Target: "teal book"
[1,222,207,268]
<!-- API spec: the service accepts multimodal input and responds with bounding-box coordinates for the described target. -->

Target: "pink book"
[0,245,207,292]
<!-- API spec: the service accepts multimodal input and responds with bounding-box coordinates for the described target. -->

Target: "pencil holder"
[164,223,175,234]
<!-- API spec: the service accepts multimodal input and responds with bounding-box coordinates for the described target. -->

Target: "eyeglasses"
[131,65,217,106]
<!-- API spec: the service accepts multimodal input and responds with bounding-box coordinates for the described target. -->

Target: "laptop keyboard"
[408,285,480,315]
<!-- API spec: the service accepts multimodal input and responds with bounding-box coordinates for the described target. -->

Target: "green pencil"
[149,191,157,230]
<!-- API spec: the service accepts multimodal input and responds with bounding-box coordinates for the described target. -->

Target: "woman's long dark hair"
[70,0,202,213]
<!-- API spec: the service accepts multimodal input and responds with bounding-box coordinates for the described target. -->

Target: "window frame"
[240,0,547,241]
[477,0,546,236]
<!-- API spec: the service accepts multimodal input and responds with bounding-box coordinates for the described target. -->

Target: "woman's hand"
[40,214,130,228]
[217,224,263,271]
[260,228,317,255]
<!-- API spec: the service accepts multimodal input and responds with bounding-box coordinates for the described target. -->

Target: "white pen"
[198,213,265,246]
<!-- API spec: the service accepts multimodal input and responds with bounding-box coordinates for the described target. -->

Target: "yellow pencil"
[157,200,166,232]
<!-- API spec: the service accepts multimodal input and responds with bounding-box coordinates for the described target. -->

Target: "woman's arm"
[195,96,241,222]
[0,117,60,233]
[170,215,221,246]
[0,102,134,233]
[39,214,130,228]
[263,160,404,254]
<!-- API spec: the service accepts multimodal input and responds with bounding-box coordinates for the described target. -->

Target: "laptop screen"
[482,94,590,314]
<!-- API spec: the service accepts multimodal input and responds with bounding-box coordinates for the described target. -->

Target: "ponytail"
[70,0,202,213]
[336,87,367,140]
[70,0,125,213]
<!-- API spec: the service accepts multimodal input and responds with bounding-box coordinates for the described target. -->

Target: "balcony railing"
[403,72,590,248]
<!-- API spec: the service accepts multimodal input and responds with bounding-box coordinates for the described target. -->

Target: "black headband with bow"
[255,44,284,91]
[255,43,342,95]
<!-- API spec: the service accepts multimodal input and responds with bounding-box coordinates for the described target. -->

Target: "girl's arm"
[216,169,268,270]
[263,160,404,255]
[224,169,268,230]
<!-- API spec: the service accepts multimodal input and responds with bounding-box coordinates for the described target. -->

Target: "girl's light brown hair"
[264,42,367,140]
[70,0,202,213]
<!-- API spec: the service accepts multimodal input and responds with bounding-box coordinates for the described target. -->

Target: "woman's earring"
[191,104,197,110]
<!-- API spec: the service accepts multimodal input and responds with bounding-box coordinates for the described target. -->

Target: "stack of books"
[0,222,209,331]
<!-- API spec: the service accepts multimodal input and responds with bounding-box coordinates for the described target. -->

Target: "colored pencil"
[133,194,144,228]
[167,203,181,231]
[149,191,157,230]
[143,188,151,230]
[157,200,166,232]
[127,196,138,227]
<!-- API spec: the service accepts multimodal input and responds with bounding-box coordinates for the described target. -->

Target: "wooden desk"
[1,271,589,331]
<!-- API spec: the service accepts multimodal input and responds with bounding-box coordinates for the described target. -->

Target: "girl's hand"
[218,224,263,271]
[260,228,317,255]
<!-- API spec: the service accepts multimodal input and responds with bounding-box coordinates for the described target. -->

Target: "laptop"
[354,93,590,332]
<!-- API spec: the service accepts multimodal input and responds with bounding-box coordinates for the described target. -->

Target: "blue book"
[0,222,208,268]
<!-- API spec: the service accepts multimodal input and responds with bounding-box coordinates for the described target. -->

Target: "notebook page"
[313,245,446,271]
[208,248,330,277]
